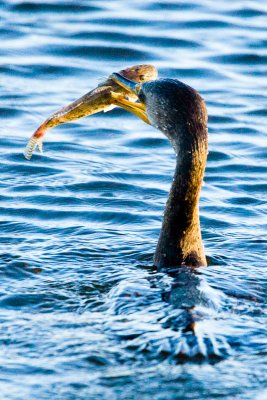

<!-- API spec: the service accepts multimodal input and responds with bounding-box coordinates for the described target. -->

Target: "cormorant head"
[111,73,207,152]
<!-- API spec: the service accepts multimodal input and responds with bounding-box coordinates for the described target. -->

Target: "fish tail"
[24,136,43,160]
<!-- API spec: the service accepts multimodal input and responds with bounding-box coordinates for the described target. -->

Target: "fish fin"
[37,140,43,154]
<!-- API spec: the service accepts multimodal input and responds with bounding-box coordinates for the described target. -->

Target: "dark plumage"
[112,76,208,268]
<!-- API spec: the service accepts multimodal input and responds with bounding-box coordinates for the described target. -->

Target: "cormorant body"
[112,76,208,268]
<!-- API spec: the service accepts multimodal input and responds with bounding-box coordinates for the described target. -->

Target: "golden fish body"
[24,64,158,160]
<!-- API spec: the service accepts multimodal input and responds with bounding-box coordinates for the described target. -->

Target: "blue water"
[1,0,267,399]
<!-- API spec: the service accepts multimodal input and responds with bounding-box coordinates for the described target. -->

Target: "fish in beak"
[24,64,157,160]
[109,73,149,125]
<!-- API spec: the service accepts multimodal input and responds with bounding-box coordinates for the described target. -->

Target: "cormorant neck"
[153,112,208,269]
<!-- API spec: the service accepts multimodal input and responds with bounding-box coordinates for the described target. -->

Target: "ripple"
[46,44,150,61]
[11,1,101,13]
[22,63,89,78]
[1,163,64,176]
[229,7,267,18]
[1,0,267,398]
[209,53,267,65]
[72,31,201,49]
[0,107,22,117]
[181,19,234,29]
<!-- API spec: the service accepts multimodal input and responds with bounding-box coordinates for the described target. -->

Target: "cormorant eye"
[138,88,146,103]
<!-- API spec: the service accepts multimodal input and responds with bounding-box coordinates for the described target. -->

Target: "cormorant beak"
[110,72,150,125]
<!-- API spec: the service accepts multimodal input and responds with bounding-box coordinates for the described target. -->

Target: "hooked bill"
[24,64,158,160]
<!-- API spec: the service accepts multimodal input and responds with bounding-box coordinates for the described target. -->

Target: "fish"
[24,64,158,160]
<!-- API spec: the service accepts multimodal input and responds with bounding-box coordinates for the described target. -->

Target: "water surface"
[1,0,267,399]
